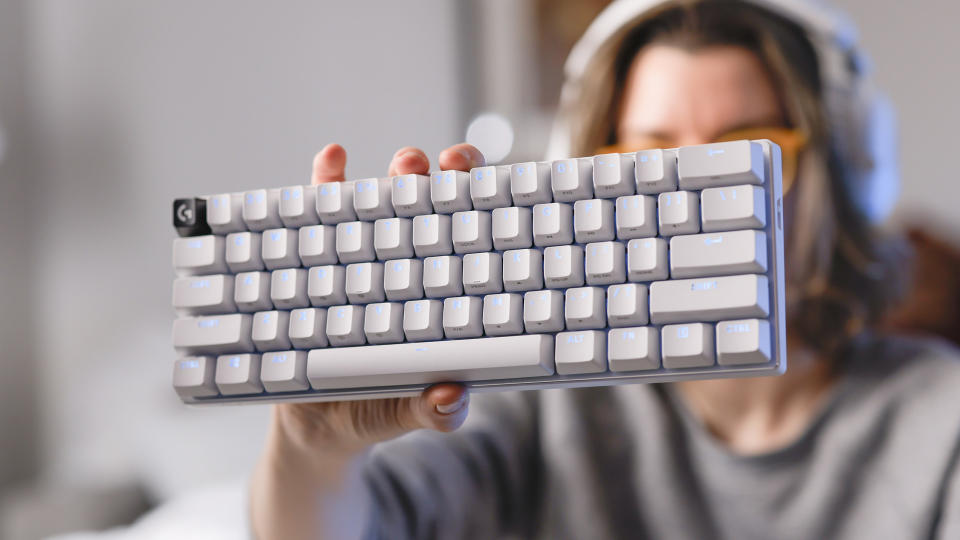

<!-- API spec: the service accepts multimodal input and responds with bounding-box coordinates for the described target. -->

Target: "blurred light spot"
[466,113,513,164]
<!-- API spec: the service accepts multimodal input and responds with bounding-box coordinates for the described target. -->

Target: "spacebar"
[307,335,556,390]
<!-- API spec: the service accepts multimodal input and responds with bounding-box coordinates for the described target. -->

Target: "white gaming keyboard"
[170,139,786,405]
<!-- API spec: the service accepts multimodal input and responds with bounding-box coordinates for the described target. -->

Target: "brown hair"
[564,0,905,359]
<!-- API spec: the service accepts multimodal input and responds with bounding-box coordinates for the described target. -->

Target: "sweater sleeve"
[935,439,960,539]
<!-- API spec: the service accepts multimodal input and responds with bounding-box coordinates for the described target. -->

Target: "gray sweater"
[361,335,960,539]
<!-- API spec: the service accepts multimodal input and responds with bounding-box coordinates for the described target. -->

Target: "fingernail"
[454,148,476,167]
[435,393,468,415]
[400,151,425,164]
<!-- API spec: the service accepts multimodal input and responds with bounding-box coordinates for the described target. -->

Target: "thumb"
[405,383,470,433]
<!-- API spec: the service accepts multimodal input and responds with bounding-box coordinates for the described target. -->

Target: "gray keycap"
[262,229,300,270]
[717,318,772,365]
[205,193,245,234]
[336,221,375,263]
[384,259,424,301]
[173,236,227,276]
[555,330,607,374]
[403,299,444,342]
[353,178,394,220]
[700,185,766,232]
[592,153,635,197]
[510,162,552,206]
[523,289,564,333]
[430,170,472,214]
[469,165,512,209]
[173,274,236,315]
[225,232,264,272]
[252,310,292,351]
[503,249,543,292]
[492,207,533,249]
[533,203,574,246]
[288,308,328,349]
[633,149,678,193]
[423,256,463,298]
[585,241,626,286]
[242,189,283,231]
[662,323,715,369]
[564,287,606,330]
[452,210,493,254]
[307,265,347,307]
[413,214,453,257]
[345,262,385,304]
[215,354,263,395]
[482,293,524,336]
[615,195,657,239]
[627,238,669,282]
[278,185,319,228]
[658,191,699,236]
[608,327,660,371]
[374,218,414,260]
[649,274,769,324]
[463,252,502,295]
[678,140,765,190]
[574,199,616,242]
[326,305,366,346]
[261,351,309,392]
[173,314,254,354]
[392,174,432,217]
[544,245,585,288]
[298,225,338,266]
[670,230,767,279]
[315,181,356,224]
[364,302,404,344]
[270,268,309,309]
[606,283,648,327]
[172,356,219,398]
[443,296,483,338]
[235,272,273,312]
[551,158,593,202]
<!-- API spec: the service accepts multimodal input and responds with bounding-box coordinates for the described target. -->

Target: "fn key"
[173,197,212,237]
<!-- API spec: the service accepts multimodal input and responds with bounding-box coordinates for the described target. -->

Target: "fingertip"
[438,144,485,172]
[312,143,347,184]
[388,147,430,176]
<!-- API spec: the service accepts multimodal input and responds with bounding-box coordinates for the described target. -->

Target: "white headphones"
[548,0,899,223]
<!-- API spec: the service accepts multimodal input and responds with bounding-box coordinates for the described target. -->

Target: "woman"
[251,1,960,538]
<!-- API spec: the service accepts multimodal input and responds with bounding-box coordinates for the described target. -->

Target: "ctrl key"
[172,356,218,399]
[215,354,263,395]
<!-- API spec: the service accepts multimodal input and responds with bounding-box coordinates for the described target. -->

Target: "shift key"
[649,274,769,324]
[173,314,254,354]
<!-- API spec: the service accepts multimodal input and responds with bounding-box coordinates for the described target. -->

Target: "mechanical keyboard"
[170,139,787,405]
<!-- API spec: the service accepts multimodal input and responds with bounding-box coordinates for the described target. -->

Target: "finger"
[438,143,485,172]
[422,383,470,432]
[387,146,430,177]
[312,143,347,185]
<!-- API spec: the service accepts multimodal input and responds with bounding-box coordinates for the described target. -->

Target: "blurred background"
[0,0,957,538]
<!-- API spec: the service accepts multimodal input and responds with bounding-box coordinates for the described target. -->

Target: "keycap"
[510,162,552,205]
[678,140,765,189]
[608,327,660,371]
[503,249,544,292]
[307,265,347,307]
[262,229,300,270]
[523,290,564,333]
[326,305,366,346]
[288,308,328,349]
[384,259,424,301]
[316,181,356,224]
[533,203,574,246]
[633,149,678,194]
[551,158,593,202]
[606,283,648,327]
[716,319,772,365]
[392,174,432,217]
[492,207,533,249]
[242,189,283,231]
[298,225,338,266]
[374,218,414,260]
[215,354,263,395]
[364,302,404,344]
[452,211,493,254]
[670,230,767,279]
[234,272,273,312]
[403,299,444,342]
[225,232,264,272]
[482,293,524,336]
[649,274,769,324]
[443,296,483,338]
[565,287,606,330]
[615,195,657,239]
[463,252,502,295]
[544,245,585,288]
[470,165,512,209]
[172,356,219,398]
[205,193,245,234]
[413,214,453,257]
[555,330,607,374]
[353,178,394,220]
[592,153,635,197]
[173,314,254,354]
[270,268,309,309]
[173,275,236,315]
[307,335,555,389]
[173,236,227,276]
[278,185,319,228]
[626,238,668,282]
[574,199,616,242]
[423,255,463,298]
[585,241,626,285]
[336,221,376,263]
[252,310,292,351]
[261,351,309,392]
[658,191,699,236]
[430,170,472,214]
[173,197,211,237]
[700,185,766,232]
[345,262,385,304]
[661,323,715,369]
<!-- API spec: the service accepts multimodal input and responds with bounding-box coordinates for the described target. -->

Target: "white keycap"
[608,327,660,371]
[326,305,366,346]
[173,236,227,276]
[523,290,564,333]
[391,174,432,217]
[279,185,320,228]
[452,210,493,254]
[315,181,356,224]
[633,149,678,193]
[662,323,715,369]
[551,157,594,202]
[215,354,263,395]
[585,241,626,285]
[615,195,657,239]
[533,203,574,246]
[173,275,236,315]
[252,310,292,352]
[442,296,483,338]
[413,214,453,257]
[374,218,414,260]
[336,221,375,263]
[384,259,424,301]
[173,356,219,398]
[173,314,254,354]
[700,185,766,232]
[423,255,463,298]
[592,153,635,197]
[206,193,244,234]
[403,299,444,342]
[555,330,607,374]
[503,249,544,292]
[430,170,472,214]
[345,262,385,304]
[298,225,338,266]
[261,228,300,270]
[544,245,585,288]
[606,283,649,327]
[242,189,283,231]
[307,265,347,307]
[270,268,309,309]
[670,230,767,279]
[510,162,552,205]
[564,287,606,330]
[626,238,669,282]
[353,178,394,220]
[462,252,502,295]
[482,293,524,336]
[716,319,772,365]
[649,274,769,324]
[288,308,328,349]
[234,272,273,312]
[658,191,699,236]
[678,140,765,189]
[261,351,309,392]
[364,302,404,344]
[470,165,512,209]
[225,232,264,272]
[492,207,533,249]
[574,199,616,242]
